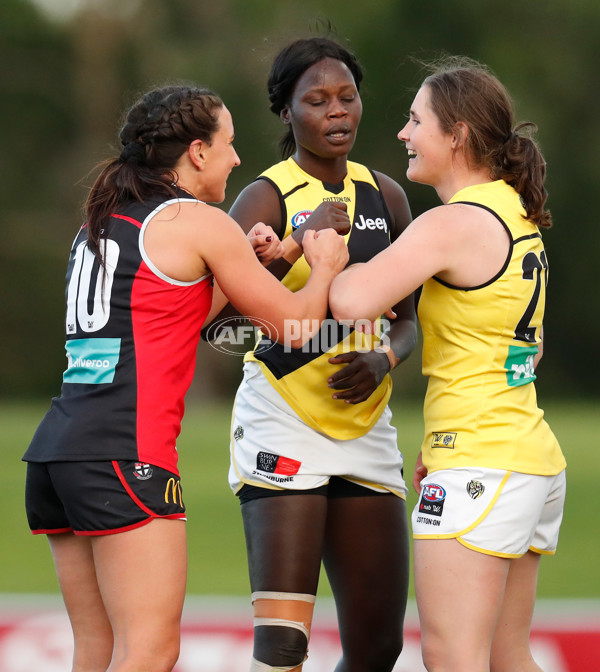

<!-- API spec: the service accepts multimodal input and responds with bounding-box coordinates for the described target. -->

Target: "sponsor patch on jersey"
[466,479,485,500]
[419,483,446,517]
[133,463,153,480]
[353,213,389,233]
[256,451,301,476]
[63,338,121,384]
[431,432,457,449]
[291,210,313,230]
[505,344,538,387]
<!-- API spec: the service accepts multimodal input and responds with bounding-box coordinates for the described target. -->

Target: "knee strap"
[250,591,316,670]
[249,657,303,672]
[251,591,316,641]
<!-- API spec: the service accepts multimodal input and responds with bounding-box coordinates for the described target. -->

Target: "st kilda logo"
[419,483,446,517]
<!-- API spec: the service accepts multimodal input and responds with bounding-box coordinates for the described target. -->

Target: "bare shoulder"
[412,202,500,237]
[372,170,412,236]
[373,169,405,193]
[163,199,237,229]
[443,201,508,244]
[411,202,510,285]
[229,178,282,233]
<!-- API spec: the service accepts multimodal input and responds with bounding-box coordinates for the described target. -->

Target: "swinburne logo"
[165,477,183,507]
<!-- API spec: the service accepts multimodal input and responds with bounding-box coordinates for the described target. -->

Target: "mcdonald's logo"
[165,477,183,507]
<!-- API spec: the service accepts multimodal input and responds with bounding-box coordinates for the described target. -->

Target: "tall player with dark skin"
[207,38,417,672]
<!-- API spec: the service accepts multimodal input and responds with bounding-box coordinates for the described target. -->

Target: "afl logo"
[291,210,313,230]
[422,483,446,503]
[204,315,279,356]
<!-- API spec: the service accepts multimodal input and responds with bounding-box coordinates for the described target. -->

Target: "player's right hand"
[302,228,349,275]
[292,202,351,248]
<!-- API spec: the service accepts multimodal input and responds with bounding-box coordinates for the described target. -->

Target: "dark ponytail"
[490,122,551,229]
[85,85,223,261]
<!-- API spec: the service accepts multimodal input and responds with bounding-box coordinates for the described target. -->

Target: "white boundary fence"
[0,596,599,671]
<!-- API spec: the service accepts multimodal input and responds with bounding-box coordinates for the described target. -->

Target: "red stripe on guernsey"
[275,456,302,475]
[130,260,213,474]
[112,460,156,515]
[112,213,143,228]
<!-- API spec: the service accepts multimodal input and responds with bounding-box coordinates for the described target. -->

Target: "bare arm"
[197,206,348,347]
[330,203,509,323]
[229,179,351,278]
[534,326,544,368]
[326,172,417,404]
[143,200,348,347]
[203,179,351,338]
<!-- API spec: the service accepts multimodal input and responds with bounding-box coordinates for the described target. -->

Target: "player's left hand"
[247,223,285,265]
[413,451,428,494]
[327,350,390,404]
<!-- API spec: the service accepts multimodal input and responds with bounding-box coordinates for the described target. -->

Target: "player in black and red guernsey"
[23,84,348,672]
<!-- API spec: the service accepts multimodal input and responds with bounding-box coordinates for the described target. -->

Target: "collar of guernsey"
[244,157,393,440]
[419,179,565,476]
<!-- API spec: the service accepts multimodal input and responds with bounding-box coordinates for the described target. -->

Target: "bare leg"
[490,550,543,672]
[48,532,114,672]
[324,494,409,672]
[92,519,187,672]
[414,539,510,672]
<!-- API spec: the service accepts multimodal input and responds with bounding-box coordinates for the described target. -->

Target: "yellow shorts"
[411,467,566,558]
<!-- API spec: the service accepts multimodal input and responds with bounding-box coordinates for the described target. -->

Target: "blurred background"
[2,0,599,402]
[1,1,599,670]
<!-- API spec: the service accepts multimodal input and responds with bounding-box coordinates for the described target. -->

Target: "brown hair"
[85,85,223,261]
[423,56,551,228]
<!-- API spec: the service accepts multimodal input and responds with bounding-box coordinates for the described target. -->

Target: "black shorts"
[238,476,394,504]
[25,460,186,536]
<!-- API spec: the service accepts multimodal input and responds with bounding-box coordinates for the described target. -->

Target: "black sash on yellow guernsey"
[245,158,396,440]
[418,180,565,476]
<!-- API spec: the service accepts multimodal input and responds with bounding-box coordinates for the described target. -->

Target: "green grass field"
[1,398,597,599]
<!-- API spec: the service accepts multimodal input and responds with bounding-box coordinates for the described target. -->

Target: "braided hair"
[85,85,223,261]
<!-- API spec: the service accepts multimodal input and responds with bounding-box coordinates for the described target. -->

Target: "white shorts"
[411,467,566,557]
[228,362,407,498]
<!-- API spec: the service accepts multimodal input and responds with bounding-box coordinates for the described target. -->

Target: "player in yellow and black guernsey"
[329,57,567,672]
[203,37,417,672]
[245,157,405,438]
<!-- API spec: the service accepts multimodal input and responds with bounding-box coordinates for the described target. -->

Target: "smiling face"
[397,85,455,188]
[282,57,363,174]
[199,105,240,203]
